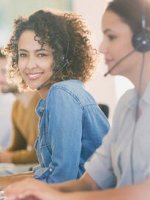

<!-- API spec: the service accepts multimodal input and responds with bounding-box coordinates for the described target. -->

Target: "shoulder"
[50,80,84,92]
[44,80,87,110]
[116,88,135,111]
[47,80,84,100]
[47,80,96,107]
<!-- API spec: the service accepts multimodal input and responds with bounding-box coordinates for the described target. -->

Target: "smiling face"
[99,11,142,78]
[18,30,54,95]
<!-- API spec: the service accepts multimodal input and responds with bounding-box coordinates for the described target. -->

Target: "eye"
[18,53,27,58]
[107,34,117,41]
[38,53,48,57]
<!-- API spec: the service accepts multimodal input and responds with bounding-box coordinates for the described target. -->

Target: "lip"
[105,58,114,65]
[26,72,43,80]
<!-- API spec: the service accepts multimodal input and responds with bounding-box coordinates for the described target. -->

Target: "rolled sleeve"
[33,165,50,181]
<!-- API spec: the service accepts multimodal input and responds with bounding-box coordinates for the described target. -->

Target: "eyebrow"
[103,29,113,34]
[18,48,49,53]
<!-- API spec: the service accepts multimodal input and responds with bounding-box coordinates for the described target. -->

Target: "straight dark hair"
[106,0,150,33]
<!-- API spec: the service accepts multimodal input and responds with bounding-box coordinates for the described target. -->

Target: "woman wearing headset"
[4,0,150,199]
[0,9,109,190]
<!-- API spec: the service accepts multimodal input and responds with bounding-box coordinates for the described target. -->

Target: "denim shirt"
[33,80,109,183]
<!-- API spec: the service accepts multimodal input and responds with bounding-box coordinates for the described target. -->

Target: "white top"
[0,93,16,150]
[85,82,150,189]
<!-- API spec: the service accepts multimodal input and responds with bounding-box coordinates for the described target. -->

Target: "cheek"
[120,39,133,54]
[18,64,25,77]
[116,45,131,59]
[0,74,6,81]
[42,59,53,72]
[18,60,26,71]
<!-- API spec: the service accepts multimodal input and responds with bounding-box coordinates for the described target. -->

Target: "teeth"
[27,73,42,79]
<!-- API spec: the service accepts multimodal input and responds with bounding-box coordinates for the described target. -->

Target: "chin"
[27,84,38,90]
[109,71,120,77]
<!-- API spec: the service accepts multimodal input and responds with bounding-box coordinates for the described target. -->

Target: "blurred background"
[0,0,133,121]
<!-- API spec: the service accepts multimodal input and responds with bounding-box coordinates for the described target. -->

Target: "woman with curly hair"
[0,9,109,188]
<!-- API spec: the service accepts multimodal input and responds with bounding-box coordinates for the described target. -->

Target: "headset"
[132,1,150,53]
[104,0,150,77]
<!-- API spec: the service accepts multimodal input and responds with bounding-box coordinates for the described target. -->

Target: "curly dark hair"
[5,9,96,90]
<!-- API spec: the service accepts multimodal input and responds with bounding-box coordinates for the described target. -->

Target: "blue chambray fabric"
[33,79,109,183]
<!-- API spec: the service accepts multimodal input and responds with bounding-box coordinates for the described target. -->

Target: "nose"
[99,40,108,55]
[26,56,37,69]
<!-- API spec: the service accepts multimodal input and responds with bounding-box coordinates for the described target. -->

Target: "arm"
[6,121,37,164]
[4,172,98,200]
[0,102,26,163]
[0,126,26,163]
[34,87,84,182]
[9,92,39,164]
[0,118,27,163]
[0,172,33,190]
[65,180,150,200]
[4,175,150,200]
[7,99,26,152]
[48,88,83,181]
[51,172,99,192]
[0,97,38,164]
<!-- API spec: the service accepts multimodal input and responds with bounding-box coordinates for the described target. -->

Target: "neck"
[127,53,150,96]
[38,87,49,99]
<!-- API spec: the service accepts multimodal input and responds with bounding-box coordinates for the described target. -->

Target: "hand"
[4,178,63,200]
[0,151,12,163]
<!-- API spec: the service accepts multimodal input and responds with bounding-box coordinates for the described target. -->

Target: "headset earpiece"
[132,1,150,53]
[132,29,150,53]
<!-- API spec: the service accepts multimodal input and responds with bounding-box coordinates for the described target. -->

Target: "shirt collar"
[140,81,150,105]
[128,81,150,110]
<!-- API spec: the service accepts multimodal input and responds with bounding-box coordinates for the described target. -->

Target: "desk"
[0,163,35,176]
